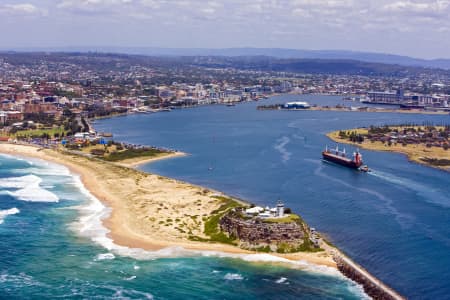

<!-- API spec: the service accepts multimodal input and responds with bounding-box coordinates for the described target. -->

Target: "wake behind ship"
[322,146,363,169]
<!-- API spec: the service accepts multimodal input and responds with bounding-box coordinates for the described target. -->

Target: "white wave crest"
[276,277,288,284]
[96,253,115,260]
[124,275,137,281]
[0,175,59,202]
[12,167,71,177]
[224,273,243,280]
[0,207,20,224]
[0,272,48,288]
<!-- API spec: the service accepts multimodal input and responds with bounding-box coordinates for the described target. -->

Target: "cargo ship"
[322,145,364,169]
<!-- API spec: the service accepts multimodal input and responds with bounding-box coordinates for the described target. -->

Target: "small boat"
[226,103,236,107]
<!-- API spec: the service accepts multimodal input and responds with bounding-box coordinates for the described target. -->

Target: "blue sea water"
[0,150,367,298]
[94,95,450,299]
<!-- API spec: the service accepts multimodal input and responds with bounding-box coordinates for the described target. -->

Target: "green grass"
[202,196,242,245]
[101,148,170,162]
[13,126,67,138]
[210,196,242,214]
[263,214,302,224]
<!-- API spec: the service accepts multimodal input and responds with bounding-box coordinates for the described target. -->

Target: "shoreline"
[326,129,450,173]
[0,143,336,269]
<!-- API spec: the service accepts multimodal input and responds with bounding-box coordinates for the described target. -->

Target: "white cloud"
[383,0,450,17]
[2,0,449,58]
[0,3,47,16]
[140,0,165,9]
[57,0,134,14]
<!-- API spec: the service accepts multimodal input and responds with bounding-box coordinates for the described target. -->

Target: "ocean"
[95,95,450,299]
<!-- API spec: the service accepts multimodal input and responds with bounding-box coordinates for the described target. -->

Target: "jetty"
[321,243,405,300]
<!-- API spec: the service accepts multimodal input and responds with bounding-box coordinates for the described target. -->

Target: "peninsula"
[327,125,450,171]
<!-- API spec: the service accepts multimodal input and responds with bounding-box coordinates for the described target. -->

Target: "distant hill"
[1,52,449,77]
[13,47,449,70]
[185,56,449,76]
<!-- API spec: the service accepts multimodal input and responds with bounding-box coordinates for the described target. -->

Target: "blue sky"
[1,0,449,59]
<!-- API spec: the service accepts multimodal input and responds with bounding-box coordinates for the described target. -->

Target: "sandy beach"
[0,143,336,268]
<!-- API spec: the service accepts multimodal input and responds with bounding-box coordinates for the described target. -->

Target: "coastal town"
[1,53,450,140]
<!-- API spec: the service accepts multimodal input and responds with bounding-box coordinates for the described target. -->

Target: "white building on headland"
[245,201,285,219]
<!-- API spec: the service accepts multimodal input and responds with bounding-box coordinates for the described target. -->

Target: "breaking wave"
[0,208,20,224]
[224,273,243,280]
[0,175,59,202]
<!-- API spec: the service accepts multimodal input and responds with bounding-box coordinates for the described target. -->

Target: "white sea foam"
[12,166,72,177]
[85,284,153,299]
[124,275,137,281]
[96,253,115,261]
[0,207,20,224]
[0,272,48,288]
[275,277,288,284]
[224,273,243,280]
[0,175,59,202]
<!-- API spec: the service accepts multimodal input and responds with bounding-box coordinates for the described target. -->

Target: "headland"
[327,125,450,172]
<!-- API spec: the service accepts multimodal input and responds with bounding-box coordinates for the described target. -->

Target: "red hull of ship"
[322,151,363,169]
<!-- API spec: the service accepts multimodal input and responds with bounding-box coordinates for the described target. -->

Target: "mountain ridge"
[4,47,449,70]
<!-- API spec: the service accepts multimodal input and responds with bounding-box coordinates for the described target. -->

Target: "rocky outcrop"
[219,211,306,250]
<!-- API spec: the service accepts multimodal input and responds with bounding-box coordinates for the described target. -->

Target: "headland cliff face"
[219,210,309,252]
